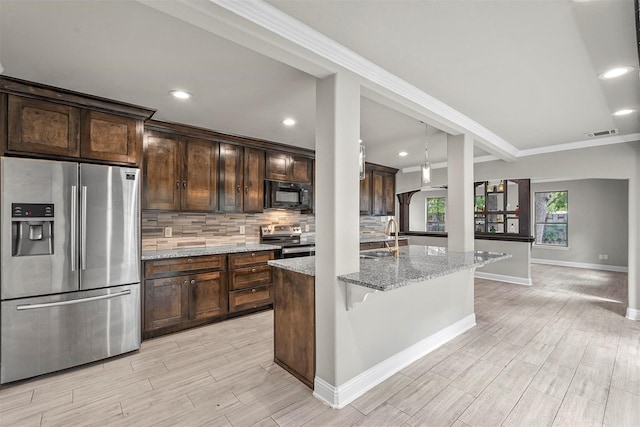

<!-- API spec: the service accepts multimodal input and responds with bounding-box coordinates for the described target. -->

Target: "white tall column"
[627,143,640,319]
[315,72,361,385]
[447,133,474,252]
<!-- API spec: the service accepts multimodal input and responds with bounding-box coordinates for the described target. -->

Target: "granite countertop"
[300,235,409,245]
[268,245,511,291]
[142,244,281,261]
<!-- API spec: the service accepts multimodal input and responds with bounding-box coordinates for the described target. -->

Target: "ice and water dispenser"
[11,203,55,256]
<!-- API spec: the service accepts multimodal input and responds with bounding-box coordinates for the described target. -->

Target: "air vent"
[584,129,618,138]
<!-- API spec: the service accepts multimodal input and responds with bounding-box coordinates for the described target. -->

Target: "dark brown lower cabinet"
[143,251,275,339]
[143,255,227,339]
[273,267,315,389]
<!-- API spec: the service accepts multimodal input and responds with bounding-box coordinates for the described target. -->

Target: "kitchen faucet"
[385,217,400,257]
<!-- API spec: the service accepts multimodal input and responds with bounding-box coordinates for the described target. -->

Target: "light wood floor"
[1,264,639,426]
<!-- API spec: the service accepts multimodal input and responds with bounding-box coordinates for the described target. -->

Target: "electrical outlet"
[305,224,310,232]
[239,225,245,235]
[598,254,603,260]
[164,227,172,238]
[603,254,608,260]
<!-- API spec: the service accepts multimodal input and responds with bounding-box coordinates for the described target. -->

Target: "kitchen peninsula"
[269,245,510,394]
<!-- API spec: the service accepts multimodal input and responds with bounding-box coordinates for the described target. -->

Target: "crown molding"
[516,133,640,158]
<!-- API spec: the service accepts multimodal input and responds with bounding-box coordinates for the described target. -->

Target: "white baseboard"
[531,258,628,273]
[626,307,640,321]
[474,271,532,286]
[312,313,476,409]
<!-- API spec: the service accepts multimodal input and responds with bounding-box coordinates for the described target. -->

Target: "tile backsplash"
[142,211,390,251]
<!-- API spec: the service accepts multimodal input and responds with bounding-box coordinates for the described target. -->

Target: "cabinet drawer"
[398,239,409,247]
[228,251,274,269]
[144,254,226,278]
[229,265,272,291]
[229,285,273,313]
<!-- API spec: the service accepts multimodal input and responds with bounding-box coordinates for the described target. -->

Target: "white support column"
[314,72,361,387]
[447,133,474,252]
[627,143,640,320]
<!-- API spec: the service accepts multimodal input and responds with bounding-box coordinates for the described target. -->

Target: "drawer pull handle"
[251,268,256,273]
[191,280,195,285]
[251,288,256,293]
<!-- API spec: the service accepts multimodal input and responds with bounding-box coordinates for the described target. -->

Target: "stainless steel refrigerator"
[0,157,141,384]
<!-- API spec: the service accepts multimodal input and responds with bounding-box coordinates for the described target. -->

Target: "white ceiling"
[0,0,638,169]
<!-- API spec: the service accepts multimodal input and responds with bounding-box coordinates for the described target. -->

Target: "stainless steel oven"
[260,224,315,259]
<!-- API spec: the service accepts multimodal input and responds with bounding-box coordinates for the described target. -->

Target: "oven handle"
[281,246,316,254]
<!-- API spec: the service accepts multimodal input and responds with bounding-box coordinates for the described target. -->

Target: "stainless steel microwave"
[264,180,312,210]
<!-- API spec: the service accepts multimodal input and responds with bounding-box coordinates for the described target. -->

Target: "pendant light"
[359,141,366,180]
[421,123,431,186]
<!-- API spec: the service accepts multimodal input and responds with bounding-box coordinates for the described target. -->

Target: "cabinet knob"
[191,279,195,285]
[251,268,256,273]
[183,180,187,189]
[183,280,188,285]
[236,184,240,193]
[176,180,180,189]
[251,253,255,257]
[251,288,256,293]
[187,259,192,263]
[245,186,249,194]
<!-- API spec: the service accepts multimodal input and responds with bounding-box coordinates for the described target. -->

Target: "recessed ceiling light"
[613,108,636,116]
[282,118,296,126]
[398,151,408,157]
[599,66,634,79]
[170,90,192,100]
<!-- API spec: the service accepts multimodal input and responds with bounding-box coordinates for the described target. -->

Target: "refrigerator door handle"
[71,185,78,271]
[81,185,87,270]
[16,290,132,311]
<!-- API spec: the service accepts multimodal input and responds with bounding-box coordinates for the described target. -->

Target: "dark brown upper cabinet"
[1,76,154,166]
[218,144,266,213]
[80,110,142,165]
[219,143,244,213]
[243,147,265,212]
[360,163,397,216]
[359,168,373,215]
[265,151,312,183]
[361,163,397,216]
[143,130,218,212]
[7,95,81,158]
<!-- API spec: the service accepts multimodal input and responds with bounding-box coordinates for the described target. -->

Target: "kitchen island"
[269,245,511,399]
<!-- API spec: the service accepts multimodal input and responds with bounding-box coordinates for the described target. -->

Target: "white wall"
[531,179,628,268]
[408,189,447,232]
[398,141,640,314]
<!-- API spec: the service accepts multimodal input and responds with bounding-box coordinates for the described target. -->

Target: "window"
[426,197,446,232]
[534,191,568,246]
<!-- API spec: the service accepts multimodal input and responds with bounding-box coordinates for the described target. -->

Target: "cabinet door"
[219,143,244,212]
[243,147,265,212]
[383,172,396,215]
[142,131,181,210]
[189,271,227,320]
[7,95,80,157]
[182,138,219,211]
[265,152,289,181]
[372,170,385,216]
[80,110,141,165]
[289,155,312,183]
[359,169,372,215]
[144,276,189,331]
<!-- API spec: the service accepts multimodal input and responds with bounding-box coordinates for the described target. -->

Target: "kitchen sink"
[359,250,394,259]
